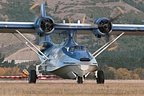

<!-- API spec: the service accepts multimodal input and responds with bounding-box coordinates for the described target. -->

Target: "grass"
[0,80,144,96]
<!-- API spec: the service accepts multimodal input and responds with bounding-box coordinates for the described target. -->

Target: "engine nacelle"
[93,18,112,38]
[35,16,54,35]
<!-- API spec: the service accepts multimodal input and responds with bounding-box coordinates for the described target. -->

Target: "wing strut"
[15,30,51,76]
[15,30,49,60]
[13,33,40,57]
[93,32,125,58]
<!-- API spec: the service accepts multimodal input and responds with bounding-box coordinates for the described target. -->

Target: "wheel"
[96,70,104,84]
[28,70,37,83]
[77,76,83,84]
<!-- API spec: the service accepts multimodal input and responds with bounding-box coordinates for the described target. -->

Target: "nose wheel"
[76,76,84,84]
[95,70,105,84]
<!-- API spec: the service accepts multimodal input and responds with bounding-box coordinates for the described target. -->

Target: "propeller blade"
[107,35,118,51]
[108,45,118,51]
[67,16,72,24]
[105,34,118,51]
[33,34,39,45]
[30,3,40,17]
[82,15,86,24]
[110,6,125,21]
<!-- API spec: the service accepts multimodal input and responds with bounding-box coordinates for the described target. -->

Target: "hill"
[0,0,143,69]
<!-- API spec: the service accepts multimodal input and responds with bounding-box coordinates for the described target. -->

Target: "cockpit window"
[62,46,92,60]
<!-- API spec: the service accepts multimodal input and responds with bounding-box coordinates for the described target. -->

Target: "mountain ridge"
[0,0,143,65]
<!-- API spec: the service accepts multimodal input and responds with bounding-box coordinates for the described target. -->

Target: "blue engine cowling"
[93,18,112,38]
[35,16,55,35]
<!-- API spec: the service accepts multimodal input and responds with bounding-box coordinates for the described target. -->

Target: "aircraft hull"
[50,64,98,79]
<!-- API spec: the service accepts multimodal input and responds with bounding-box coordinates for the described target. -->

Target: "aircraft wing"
[0,22,35,33]
[0,22,144,36]
[0,3,143,36]
[112,24,144,35]
[54,23,144,36]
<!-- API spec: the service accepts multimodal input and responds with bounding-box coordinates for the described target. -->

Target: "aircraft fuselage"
[39,44,98,79]
[38,30,99,79]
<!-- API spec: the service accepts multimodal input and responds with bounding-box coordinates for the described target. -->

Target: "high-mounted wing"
[0,22,35,33]
[0,3,46,34]
[112,24,144,35]
[0,3,143,37]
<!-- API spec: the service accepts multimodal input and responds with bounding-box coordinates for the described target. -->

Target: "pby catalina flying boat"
[0,3,144,84]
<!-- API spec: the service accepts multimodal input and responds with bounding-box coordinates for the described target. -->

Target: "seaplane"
[0,3,144,84]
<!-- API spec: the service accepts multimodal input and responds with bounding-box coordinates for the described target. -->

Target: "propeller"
[30,3,49,50]
[30,3,42,48]
[107,6,125,51]
[110,6,125,21]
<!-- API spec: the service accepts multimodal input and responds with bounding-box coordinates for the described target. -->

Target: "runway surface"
[0,80,144,96]
[0,79,144,83]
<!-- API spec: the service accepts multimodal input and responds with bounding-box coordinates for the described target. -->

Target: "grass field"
[0,80,144,96]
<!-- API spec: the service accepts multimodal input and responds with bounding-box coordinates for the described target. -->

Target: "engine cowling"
[93,18,112,38]
[35,16,54,35]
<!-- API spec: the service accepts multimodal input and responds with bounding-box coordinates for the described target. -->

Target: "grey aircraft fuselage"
[38,30,98,79]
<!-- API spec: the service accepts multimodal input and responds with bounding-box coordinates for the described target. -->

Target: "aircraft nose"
[80,65,89,70]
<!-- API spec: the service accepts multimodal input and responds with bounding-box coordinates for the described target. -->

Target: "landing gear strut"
[95,70,105,84]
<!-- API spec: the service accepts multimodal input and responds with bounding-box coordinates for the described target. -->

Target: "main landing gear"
[28,70,37,83]
[28,64,41,83]
[95,70,105,84]
[76,70,105,84]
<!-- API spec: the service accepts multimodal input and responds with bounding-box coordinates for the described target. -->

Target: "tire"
[96,70,104,84]
[77,76,83,84]
[28,70,37,83]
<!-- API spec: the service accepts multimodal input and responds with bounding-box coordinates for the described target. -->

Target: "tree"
[3,67,21,76]
[105,67,116,79]
[116,68,131,79]
[133,68,144,79]
[0,53,4,66]
[0,68,6,75]
[2,60,16,68]
[132,73,140,80]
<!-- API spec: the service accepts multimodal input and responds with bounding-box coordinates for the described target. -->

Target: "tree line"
[103,65,144,80]
[0,53,36,76]
[0,53,144,80]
